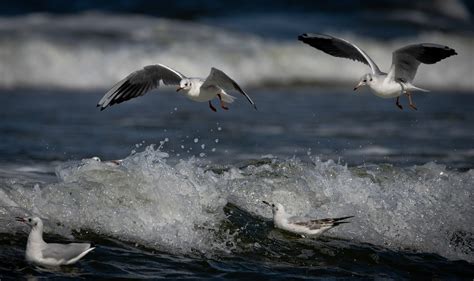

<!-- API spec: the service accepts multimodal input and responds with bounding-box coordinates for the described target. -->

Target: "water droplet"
[199,153,206,157]
[215,138,219,143]
[217,127,222,131]
[201,144,206,149]
[194,138,199,143]
[211,148,216,152]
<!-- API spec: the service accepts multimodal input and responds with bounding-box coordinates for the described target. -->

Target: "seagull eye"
[370,78,373,82]
[363,80,366,83]
[28,218,31,222]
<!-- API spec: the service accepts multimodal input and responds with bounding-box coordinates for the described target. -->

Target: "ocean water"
[1,1,474,279]
[0,88,473,279]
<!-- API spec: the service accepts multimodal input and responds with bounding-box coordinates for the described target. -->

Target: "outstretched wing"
[298,33,382,75]
[388,43,457,83]
[291,216,354,230]
[202,67,257,110]
[42,243,91,262]
[97,64,186,110]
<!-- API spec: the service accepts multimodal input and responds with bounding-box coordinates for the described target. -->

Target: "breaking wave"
[0,146,472,262]
[0,13,472,91]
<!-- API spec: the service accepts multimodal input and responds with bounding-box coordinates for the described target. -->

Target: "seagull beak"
[176,87,183,92]
[353,81,364,91]
[15,217,26,223]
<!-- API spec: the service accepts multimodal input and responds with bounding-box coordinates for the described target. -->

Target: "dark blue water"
[0,0,473,279]
[0,89,473,280]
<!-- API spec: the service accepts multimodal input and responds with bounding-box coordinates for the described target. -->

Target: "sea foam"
[0,146,472,262]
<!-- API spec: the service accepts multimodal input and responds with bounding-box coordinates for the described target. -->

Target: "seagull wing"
[388,43,457,83]
[97,64,186,110]
[202,67,257,110]
[42,242,92,262]
[290,215,354,230]
[298,33,382,75]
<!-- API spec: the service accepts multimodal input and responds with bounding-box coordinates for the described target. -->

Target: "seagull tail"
[219,92,236,103]
[408,84,430,93]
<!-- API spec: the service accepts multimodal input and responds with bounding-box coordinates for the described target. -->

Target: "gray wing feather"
[97,64,185,110]
[389,43,457,83]
[290,216,353,230]
[298,33,382,75]
[42,243,91,262]
[202,67,257,110]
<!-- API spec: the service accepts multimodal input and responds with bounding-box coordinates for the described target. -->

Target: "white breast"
[369,79,403,99]
[183,81,218,102]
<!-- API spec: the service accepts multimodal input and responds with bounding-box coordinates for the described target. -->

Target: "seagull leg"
[396,97,403,110]
[405,91,417,110]
[208,101,217,112]
[217,94,229,110]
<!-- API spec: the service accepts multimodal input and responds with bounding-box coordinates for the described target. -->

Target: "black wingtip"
[297,33,308,41]
[334,216,355,222]
[333,221,351,226]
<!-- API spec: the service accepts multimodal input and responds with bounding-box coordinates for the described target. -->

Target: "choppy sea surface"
[1,1,474,279]
[0,88,473,279]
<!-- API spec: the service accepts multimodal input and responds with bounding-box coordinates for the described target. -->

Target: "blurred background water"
[0,0,473,280]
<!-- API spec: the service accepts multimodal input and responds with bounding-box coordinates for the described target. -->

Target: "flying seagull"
[16,216,95,267]
[262,201,353,237]
[97,64,257,112]
[298,33,457,110]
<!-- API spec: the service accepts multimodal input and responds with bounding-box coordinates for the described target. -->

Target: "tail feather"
[219,92,236,103]
[408,84,430,92]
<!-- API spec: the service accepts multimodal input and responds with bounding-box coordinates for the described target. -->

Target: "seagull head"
[16,216,43,228]
[91,156,101,162]
[262,201,285,215]
[176,79,192,92]
[354,73,373,91]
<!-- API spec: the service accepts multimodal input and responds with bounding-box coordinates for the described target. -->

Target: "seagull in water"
[262,201,353,237]
[97,64,257,112]
[298,33,457,110]
[90,156,122,166]
[16,216,95,267]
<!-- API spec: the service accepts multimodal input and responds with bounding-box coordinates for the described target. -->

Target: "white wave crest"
[0,146,472,262]
[0,13,472,91]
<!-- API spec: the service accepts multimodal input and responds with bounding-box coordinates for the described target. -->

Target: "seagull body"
[262,201,353,236]
[16,217,94,267]
[90,156,122,166]
[298,33,457,110]
[98,64,257,112]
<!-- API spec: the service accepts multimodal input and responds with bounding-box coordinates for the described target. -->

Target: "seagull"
[298,33,457,110]
[90,156,122,166]
[262,201,353,237]
[97,64,257,112]
[16,216,95,267]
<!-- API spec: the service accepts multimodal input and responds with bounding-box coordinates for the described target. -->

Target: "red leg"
[396,96,403,110]
[209,101,217,112]
[405,91,417,110]
[217,94,229,110]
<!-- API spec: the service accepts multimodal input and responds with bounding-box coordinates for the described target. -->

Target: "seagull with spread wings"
[298,33,457,110]
[97,64,257,112]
